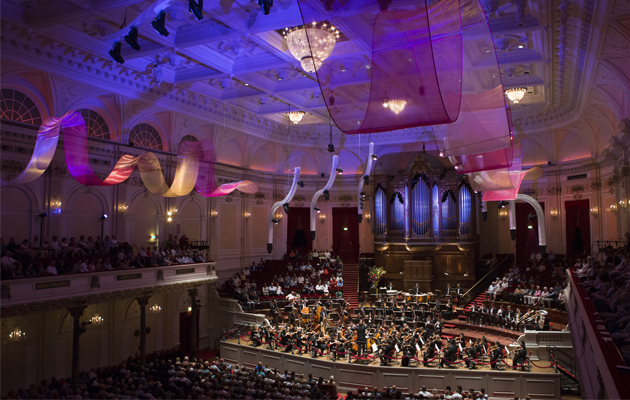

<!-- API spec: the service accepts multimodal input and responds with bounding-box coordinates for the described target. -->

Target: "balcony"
[1,262,217,316]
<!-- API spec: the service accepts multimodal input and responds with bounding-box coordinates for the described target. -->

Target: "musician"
[388,282,394,291]
[469,303,480,325]
[288,307,298,326]
[513,341,527,370]
[514,308,523,331]
[423,337,437,367]
[522,310,536,331]
[280,329,293,353]
[352,321,368,357]
[441,339,457,368]
[444,299,454,320]
[479,304,489,325]
[455,283,464,303]
[504,305,515,330]
[445,283,453,297]
[379,337,397,366]
[490,341,503,370]
[357,305,366,319]
[270,299,280,325]
[413,283,422,295]
[465,339,481,369]
[496,305,505,327]
[488,302,497,326]
[251,327,262,347]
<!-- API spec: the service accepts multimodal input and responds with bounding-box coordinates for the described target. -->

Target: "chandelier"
[505,87,527,104]
[284,22,339,73]
[287,111,305,124]
[383,99,407,115]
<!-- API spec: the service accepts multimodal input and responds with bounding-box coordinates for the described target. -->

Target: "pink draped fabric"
[2,111,258,198]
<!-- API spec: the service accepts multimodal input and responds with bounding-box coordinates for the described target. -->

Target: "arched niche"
[216,139,243,166]
[282,150,319,175]
[128,195,161,246]
[521,138,550,166]
[0,186,33,241]
[176,200,202,241]
[69,191,107,239]
[557,131,592,163]
[249,146,276,172]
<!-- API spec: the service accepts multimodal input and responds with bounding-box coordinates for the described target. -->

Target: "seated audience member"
[46,261,58,275]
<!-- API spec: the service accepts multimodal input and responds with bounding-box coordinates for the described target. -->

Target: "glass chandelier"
[505,87,527,104]
[284,22,339,73]
[383,99,407,115]
[287,111,305,124]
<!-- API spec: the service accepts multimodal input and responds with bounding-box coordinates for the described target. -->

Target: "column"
[68,305,87,385]
[189,288,199,357]
[136,295,151,365]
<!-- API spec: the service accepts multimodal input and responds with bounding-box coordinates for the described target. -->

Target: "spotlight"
[360,191,366,196]
[100,214,108,220]
[314,207,321,213]
[109,42,124,64]
[323,190,330,200]
[271,218,279,224]
[336,168,343,174]
[297,181,305,188]
[498,201,509,209]
[151,11,169,37]
[38,212,48,218]
[283,203,290,214]
[327,143,335,153]
[439,150,444,157]
[124,26,141,50]
[371,154,378,161]
[360,202,364,206]
[189,0,204,20]
[363,176,369,185]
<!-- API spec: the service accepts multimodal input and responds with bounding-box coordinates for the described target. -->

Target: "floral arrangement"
[368,266,386,284]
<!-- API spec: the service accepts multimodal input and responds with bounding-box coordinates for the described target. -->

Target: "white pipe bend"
[267,167,300,252]
[310,155,339,240]
[516,194,546,248]
[358,143,375,223]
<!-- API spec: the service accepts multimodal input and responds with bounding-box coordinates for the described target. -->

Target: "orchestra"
[238,292,534,371]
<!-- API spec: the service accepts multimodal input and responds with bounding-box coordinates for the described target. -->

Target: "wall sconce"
[590,207,598,217]
[118,205,128,214]
[167,208,177,222]
[150,304,162,313]
[549,209,559,219]
[609,204,618,213]
[244,211,251,219]
[150,235,157,241]
[499,209,508,218]
[275,213,283,221]
[319,213,326,222]
[620,200,628,209]
[211,210,218,218]
[91,314,103,325]
[364,213,371,220]
[51,201,62,214]
[9,328,25,341]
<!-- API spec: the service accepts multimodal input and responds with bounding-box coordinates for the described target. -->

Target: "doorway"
[179,310,199,353]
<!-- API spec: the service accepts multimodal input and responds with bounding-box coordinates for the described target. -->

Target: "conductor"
[352,321,368,357]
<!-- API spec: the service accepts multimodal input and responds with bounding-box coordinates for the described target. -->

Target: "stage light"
[151,11,169,37]
[38,212,48,218]
[323,190,330,200]
[314,207,321,213]
[100,214,108,220]
[109,42,124,64]
[124,26,141,50]
[336,168,343,174]
[360,191,366,196]
[272,218,279,224]
[283,203,290,214]
[189,0,203,20]
[328,143,335,153]
[371,154,378,161]
[297,181,305,188]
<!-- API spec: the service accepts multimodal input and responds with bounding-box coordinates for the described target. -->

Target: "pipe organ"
[371,151,479,292]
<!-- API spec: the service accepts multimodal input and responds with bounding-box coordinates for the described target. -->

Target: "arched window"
[178,134,199,152]
[78,109,111,140]
[374,184,387,236]
[0,89,42,126]
[129,123,164,150]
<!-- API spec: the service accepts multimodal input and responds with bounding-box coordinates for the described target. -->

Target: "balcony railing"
[1,262,217,308]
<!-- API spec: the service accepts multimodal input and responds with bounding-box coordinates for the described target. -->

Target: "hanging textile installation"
[1,111,258,198]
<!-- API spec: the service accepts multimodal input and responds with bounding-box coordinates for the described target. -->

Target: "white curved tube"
[516,194,546,248]
[267,167,301,252]
[310,155,339,240]
[509,200,516,231]
[358,142,375,223]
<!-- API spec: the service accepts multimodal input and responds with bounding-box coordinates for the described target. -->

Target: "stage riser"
[221,342,560,398]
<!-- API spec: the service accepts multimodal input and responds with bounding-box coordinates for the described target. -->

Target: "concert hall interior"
[1,0,630,399]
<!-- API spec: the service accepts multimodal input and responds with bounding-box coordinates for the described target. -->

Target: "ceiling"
[1,0,628,168]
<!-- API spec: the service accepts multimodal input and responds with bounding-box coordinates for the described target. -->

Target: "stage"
[220,340,561,399]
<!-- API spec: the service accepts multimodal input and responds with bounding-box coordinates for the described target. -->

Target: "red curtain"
[286,207,312,256]
[565,200,591,258]
[332,207,360,263]
[515,202,545,263]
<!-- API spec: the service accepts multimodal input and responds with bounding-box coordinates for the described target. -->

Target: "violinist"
[465,339,481,369]
[379,337,397,366]
[423,336,438,367]
[490,341,503,370]
[288,306,298,326]
[251,327,262,348]
[513,341,527,370]
[441,339,457,368]
[444,299,454,320]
